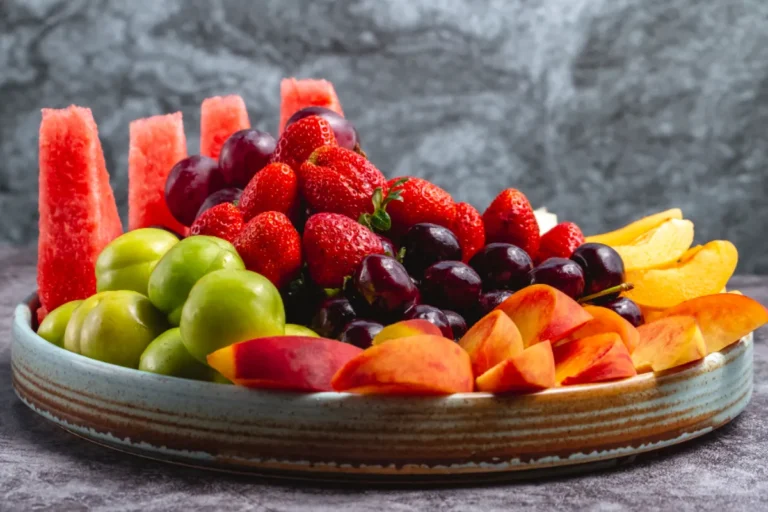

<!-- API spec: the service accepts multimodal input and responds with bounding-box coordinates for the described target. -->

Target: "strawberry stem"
[578,283,634,304]
[358,178,409,233]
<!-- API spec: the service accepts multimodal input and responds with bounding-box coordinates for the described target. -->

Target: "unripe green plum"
[148,236,244,326]
[180,269,285,364]
[37,300,83,347]
[284,324,320,337]
[64,290,168,368]
[96,228,179,295]
[139,328,219,381]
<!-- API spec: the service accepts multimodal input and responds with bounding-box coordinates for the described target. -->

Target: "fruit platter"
[11,78,768,481]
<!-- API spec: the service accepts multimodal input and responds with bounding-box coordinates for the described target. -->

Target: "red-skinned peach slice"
[207,336,362,392]
[556,305,639,354]
[553,333,637,385]
[653,293,768,353]
[331,335,474,395]
[494,284,593,347]
[632,315,707,372]
[372,319,442,345]
[475,342,556,393]
[458,310,524,377]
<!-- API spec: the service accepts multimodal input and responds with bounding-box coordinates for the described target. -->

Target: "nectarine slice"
[372,319,442,345]
[624,240,738,309]
[553,333,636,385]
[458,310,524,376]
[494,284,593,347]
[331,335,474,395]
[639,304,667,323]
[556,305,639,353]
[612,219,694,271]
[476,342,555,393]
[653,294,768,353]
[585,208,683,246]
[207,336,362,392]
[632,316,706,372]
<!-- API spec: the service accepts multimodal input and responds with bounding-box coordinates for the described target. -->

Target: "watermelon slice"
[200,95,250,159]
[128,112,188,234]
[279,78,344,134]
[38,106,123,313]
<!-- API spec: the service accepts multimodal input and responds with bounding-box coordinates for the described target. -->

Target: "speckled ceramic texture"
[10,296,753,481]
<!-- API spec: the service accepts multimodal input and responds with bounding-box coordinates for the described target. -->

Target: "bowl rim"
[15,293,746,402]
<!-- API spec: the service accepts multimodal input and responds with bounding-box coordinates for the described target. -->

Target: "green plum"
[37,300,83,347]
[139,328,220,381]
[64,290,168,368]
[180,269,285,364]
[148,236,244,326]
[284,324,320,337]
[96,228,179,295]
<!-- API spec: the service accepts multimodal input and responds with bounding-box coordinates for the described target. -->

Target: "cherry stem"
[578,283,634,304]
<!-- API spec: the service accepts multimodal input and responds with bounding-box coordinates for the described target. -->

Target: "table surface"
[2,246,768,511]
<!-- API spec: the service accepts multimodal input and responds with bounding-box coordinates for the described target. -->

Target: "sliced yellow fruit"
[624,240,738,309]
[613,219,694,271]
[586,208,683,246]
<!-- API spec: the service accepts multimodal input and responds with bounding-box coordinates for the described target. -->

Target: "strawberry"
[299,146,388,221]
[189,203,244,243]
[385,177,456,236]
[303,213,384,288]
[536,221,585,263]
[234,211,302,288]
[270,115,337,171]
[483,188,540,258]
[239,162,299,223]
[453,202,485,263]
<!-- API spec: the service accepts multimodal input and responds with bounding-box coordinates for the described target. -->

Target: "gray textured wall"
[2,0,768,272]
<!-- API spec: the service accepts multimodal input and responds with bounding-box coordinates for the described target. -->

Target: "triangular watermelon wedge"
[38,106,123,313]
[128,112,188,234]
[279,78,344,134]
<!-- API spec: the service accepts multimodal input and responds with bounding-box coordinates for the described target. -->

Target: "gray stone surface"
[2,0,768,272]
[1,244,768,510]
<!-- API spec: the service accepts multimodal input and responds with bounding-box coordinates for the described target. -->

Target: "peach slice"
[612,219,694,271]
[553,333,637,385]
[653,294,768,353]
[632,316,706,372]
[624,240,738,309]
[494,284,593,347]
[585,208,683,246]
[458,310,524,377]
[639,304,667,323]
[331,335,474,395]
[207,336,363,392]
[556,305,639,353]
[372,319,442,345]
[475,342,555,393]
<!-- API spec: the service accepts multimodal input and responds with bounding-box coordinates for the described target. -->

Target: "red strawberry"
[239,162,299,223]
[385,177,456,236]
[453,202,485,263]
[303,213,384,288]
[234,211,302,288]
[189,203,244,243]
[537,222,585,263]
[483,188,540,258]
[299,146,388,221]
[270,115,336,171]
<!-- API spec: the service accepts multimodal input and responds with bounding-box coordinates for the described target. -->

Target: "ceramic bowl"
[11,294,753,482]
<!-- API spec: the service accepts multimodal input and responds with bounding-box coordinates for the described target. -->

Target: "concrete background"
[2,0,767,271]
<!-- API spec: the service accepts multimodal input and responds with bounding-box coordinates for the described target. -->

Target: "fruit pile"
[35,78,768,395]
